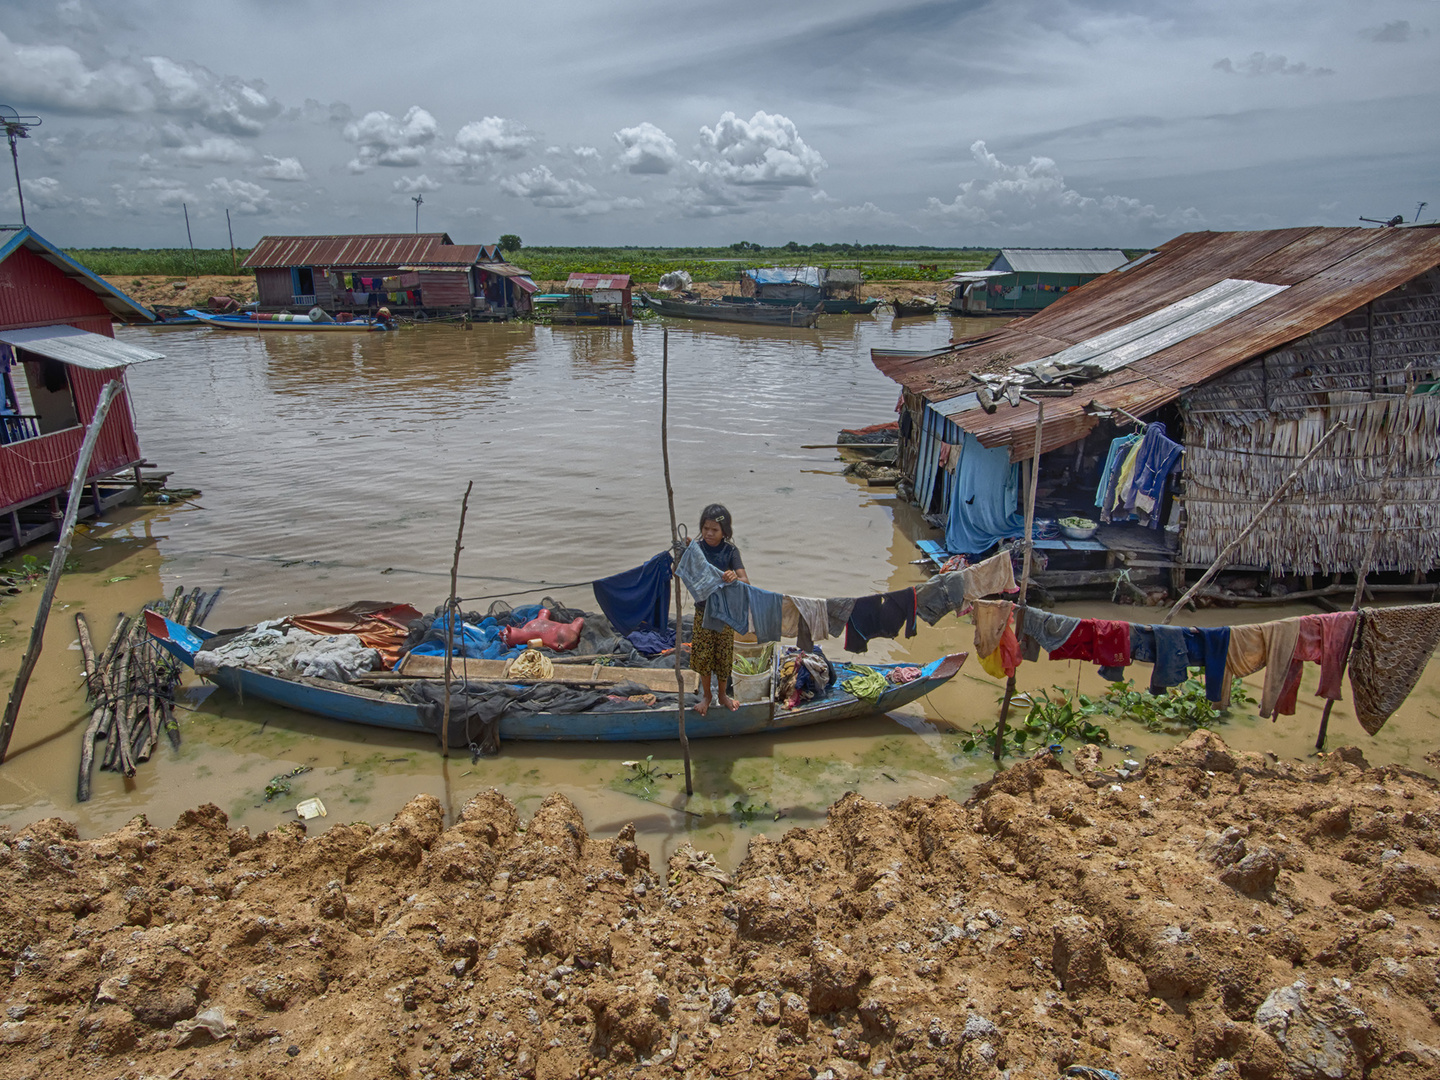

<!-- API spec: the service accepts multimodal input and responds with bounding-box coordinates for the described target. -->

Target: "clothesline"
[965,600,1440,738]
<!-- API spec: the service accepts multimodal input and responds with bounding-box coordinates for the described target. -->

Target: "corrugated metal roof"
[0,325,164,368]
[566,273,632,290]
[874,226,1440,460]
[0,228,154,322]
[243,234,461,269]
[991,248,1128,274]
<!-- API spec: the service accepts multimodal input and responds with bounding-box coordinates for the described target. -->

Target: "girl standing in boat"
[689,503,748,715]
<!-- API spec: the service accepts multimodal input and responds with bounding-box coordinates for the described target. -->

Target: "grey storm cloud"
[1213,53,1336,77]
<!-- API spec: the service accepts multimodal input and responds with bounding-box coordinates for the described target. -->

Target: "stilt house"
[0,228,161,555]
[874,225,1440,592]
[950,248,1128,314]
[242,234,537,319]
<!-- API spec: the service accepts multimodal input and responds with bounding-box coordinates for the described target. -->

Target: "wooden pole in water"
[183,202,198,279]
[0,379,123,765]
[661,328,694,796]
[441,481,473,758]
[995,400,1043,761]
[226,209,236,275]
[1163,421,1346,626]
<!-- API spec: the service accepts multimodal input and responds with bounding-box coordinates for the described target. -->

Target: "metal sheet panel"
[566,274,632,290]
[993,249,1127,274]
[0,325,163,368]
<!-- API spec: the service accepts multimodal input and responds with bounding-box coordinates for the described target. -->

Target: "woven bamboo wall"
[1182,268,1440,574]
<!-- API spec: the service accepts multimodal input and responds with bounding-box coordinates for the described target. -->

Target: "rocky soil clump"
[4,731,1440,1079]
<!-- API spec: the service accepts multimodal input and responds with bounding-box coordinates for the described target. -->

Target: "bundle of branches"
[75,586,221,802]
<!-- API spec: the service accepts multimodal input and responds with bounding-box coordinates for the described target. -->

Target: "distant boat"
[890,296,938,317]
[185,309,394,332]
[642,293,821,328]
[722,295,880,315]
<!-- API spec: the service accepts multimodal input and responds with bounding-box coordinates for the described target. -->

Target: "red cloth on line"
[1272,611,1359,716]
[1049,619,1131,667]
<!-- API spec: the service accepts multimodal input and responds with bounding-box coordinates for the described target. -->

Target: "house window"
[0,350,79,444]
[291,266,316,300]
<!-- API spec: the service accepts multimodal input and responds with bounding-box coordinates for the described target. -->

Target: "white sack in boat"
[195,627,381,682]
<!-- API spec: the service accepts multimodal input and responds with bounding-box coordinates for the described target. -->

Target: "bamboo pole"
[1163,420,1346,625]
[0,380,123,765]
[441,481,474,757]
[995,401,1044,761]
[661,328,694,796]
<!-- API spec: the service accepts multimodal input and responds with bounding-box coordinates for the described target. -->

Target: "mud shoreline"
[3,731,1439,1080]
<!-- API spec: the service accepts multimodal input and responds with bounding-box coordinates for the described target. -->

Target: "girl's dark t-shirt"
[698,539,743,573]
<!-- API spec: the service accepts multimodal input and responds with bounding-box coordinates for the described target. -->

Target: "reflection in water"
[0,314,1434,871]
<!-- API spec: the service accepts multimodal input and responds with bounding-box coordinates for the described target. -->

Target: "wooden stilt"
[661,328,694,796]
[441,481,474,757]
[0,380,123,765]
[995,401,1044,761]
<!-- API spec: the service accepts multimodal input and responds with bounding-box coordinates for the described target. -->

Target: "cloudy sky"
[0,0,1436,250]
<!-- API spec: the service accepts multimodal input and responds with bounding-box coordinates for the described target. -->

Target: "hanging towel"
[844,589,918,653]
[781,595,830,646]
[591,551,672,636]
[826,597,857,638]
[701,582,750,634]
[1224,620,1300,716]
[746,586,784,643]
[944,432,1026,556]
[972,599,1014,658]
[1348,604,1440,735]
[961,549,1019,600]
[1051,619,1131,681]
[1186,626,1231,704]
[1222,623,1268,708]
[676,540,726,603]
[978,613,1021,679]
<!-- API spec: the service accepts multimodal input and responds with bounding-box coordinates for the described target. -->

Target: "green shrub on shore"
[65,248,252,277]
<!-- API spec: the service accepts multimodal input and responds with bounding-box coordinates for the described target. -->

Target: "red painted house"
[0,227,160,555]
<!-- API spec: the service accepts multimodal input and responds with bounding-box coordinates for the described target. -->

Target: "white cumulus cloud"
[392,174,441,193]
[256,155,307,181]
[614,122,680,175]
[344,106,440,170]
[1213,52,1335,77]
[175,135,252,166]
[0,30,146,113]
[692,110,826,188]
[926,140,1202,238]
[19,175,100,213]
[208,176,271,214]
[498,164,641,217]
[453,116,535,161]
[142,55,281,135]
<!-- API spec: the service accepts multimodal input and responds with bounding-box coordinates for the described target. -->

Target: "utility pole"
[226,208,236,273]
[413,193,423,234]
[182,202,197,277]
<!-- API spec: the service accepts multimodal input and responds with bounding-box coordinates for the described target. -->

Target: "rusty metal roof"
[566,273,632,291]
[992,248,1128,274]
[874,226,1440,460]
[243,233,467,269]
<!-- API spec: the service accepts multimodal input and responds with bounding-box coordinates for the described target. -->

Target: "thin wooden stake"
[661,328,694,796]
[441,481,473,757]
[1164,420,1347,625]
[996,401,1043,761]
[0,380,123,765]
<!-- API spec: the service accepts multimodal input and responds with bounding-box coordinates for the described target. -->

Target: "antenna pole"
[226,208,236,274]
[182,202,197,278]
[413,193,423,234]
[8,132,24,227]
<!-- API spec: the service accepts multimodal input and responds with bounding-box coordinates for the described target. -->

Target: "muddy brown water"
[0,314,1436,870]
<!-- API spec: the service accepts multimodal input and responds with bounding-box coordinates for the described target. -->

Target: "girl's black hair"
[699,503,733,542]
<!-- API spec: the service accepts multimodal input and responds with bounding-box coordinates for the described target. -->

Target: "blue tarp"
[944,432,1026,556]
[743,266,822,288]
[407,614,524,663]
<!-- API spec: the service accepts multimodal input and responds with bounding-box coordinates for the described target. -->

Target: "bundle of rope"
[506,649,555,680]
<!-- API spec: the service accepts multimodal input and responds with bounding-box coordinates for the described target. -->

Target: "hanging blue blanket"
[592,550,672,635]
[944,432,1026,555]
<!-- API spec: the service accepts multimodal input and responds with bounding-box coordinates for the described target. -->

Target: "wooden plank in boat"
[397,654,699,693]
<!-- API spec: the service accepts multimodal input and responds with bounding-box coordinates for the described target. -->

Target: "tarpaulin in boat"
[284,602,423,668]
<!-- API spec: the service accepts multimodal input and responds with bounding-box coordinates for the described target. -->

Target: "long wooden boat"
[185,309,394,332]
[891,297,938,317]
[146,613,965,745]
[721,295,880,315]
[642,293,821,328]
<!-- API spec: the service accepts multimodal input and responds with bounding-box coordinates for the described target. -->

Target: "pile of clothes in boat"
[194,622,384,683]
[965,600,1440,735]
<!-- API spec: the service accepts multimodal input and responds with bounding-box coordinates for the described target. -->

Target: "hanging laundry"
[676,540,725,603]
[1050,619,1131,681]
[1019,608,1082,662]
[826,597,857,639]
[1122,422,1184,524]
[945,433,1026,556]
[1095,434,1141,509]
[781,595,830,651]
[937,443,952,470]
[1348,605,1440,735]
[591,551,672,636]
[961,550,1018,600]
[1271,612,1359,716]
[1222,620,1300,716]
[973,602,1020,679]
[701,582,750,635]
[1129,624,1190,692]
[844,589,918,653]
[1186,626,1232,704]
[1102,439,1145,523]
[746,586,784,643]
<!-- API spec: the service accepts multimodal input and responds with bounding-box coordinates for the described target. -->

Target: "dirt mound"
[4,731,1440,1079]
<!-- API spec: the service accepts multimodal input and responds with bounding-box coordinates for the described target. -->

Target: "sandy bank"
[4,732,1439,1080]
